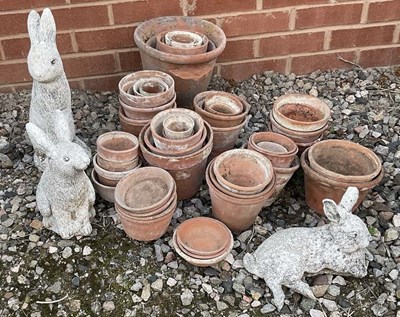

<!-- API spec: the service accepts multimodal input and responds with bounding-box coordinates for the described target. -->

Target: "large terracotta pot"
[301,148,383,215]
[134,16,226,109]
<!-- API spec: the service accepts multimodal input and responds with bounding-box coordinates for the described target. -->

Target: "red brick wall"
[0,0,399,92]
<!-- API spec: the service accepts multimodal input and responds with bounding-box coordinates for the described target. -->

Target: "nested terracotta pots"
[162,113,194,140]
[301,148,383,215]
[156,30,209,55]
[248,132,298,168]
[134,16,226,109]
[204,91,243,116]
[91,169,115,203]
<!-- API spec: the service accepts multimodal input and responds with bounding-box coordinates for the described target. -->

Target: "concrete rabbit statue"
[243,187,371,310]
[26,110,95,239]
[27,8,90,171]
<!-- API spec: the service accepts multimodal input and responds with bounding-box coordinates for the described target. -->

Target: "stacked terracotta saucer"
[114,167,177,241]
[91,131,141,203]
[270,94,331,153]
[118,70,176,136]
[194,91,250,159]
[205,149,276,232]
[139,108,213,200]
[172,217,233,267]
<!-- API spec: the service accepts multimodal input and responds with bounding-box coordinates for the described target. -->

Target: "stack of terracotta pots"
[247,132,300,206]
[139,108,213,200]
[301,139,383,215]
[206,149,276,232]
[91,131,141,203]
[194,91,250,158]
[118,70,176,136]
[172,217,234,267]
[114,167,177,241]
[270,94,331,153]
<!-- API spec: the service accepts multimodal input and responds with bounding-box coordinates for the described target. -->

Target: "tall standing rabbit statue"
[243,187,371,310]
[27,8,90,171]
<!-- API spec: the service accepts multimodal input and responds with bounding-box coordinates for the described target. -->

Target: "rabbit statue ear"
[322,199,341,223]
[27,10,41,46]
[339,187,359,213]
[40,8,56,44]
[26,122,53,154]
[54,110,74,142]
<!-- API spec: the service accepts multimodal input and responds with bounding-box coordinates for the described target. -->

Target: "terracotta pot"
[119,107,150,137]
[156,31,209,55]
[162,113,195,140]
[96,155,140,172]
[308,139,382,183]
[272,94,331,132]
[91,169,115,203]
[212,119,246,155]
[134,16,226,109]
[247,132,298,168]
[131,77,169,97]
[93,154,141,187]
[96,131,139,161]
[204,92,243,116]
[172,228,233,267]
[119,71,175,108]
[213,149,274,195]
[194,91,250,128]
[150,108,204,151]
[301,148,384,215]
[119,94,176,120]
[116,195,177,241]
[139,122,214,200]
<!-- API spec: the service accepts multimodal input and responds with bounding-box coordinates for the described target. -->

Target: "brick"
[218,39,254,62]
[359,47,400,68]
[186,0,256,15]
[52,5,109,30]
[291,51,356,74]
[220,58,287,81]
[368,0,400,23]
[264,0,329,9]
[119,51,142,72]
[0,0,66,11]
[0,86,15,93]
[0,62,31,84]
[63,54,117,78]
[330,25,396,50]
[221,11,290,37]
[113,0,182,25]
[295,4,363,29]
[259,32,324,58]
[0,12,29,36]
[76,27,135,52]
[84,74,124,91]
[2,33,73,60]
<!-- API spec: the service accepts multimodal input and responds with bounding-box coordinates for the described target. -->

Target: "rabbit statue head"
[27,8,64,83]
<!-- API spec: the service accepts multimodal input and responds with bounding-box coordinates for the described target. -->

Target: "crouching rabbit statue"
[244,187,371,310]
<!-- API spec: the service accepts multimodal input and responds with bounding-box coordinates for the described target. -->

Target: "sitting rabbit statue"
[26,110,95,239]
[27,8,90,171]
[243,187,371,310]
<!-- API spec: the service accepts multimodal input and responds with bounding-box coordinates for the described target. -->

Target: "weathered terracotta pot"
[156,31,209,55]
[194,91,250,128]
[247,132,298,168]
[272,94,331,132]
[116,195,177,241]
[139,122,213,200]
[301,148,384,215]
[119,71,175,108]
[204,91,243,116]
[162,113,195,140]
[97,131,139,161]
[211,119,246,158]
[308,139,382,183]
[91,169,115,203]
[119,107,150,137]
[97,155,139,173]
[213,149,274,195]
[134,16,226,109]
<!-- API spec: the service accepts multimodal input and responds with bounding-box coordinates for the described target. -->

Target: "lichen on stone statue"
[243,187,372,310]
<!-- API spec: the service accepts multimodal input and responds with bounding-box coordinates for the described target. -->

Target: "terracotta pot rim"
[249,132,298,157]
[119,107,151,125]
[93,154,141,181]
[274,155,300,173]
[204,91,244,116]
[272,93,331,131]
[119,94,177,119]
[270,112,328,136]
[162,114,195,140]
[96,131,139,162]
[212,119,246,132]
[96,155,140,172]
[134,16,226,65]
[156,30,209,55]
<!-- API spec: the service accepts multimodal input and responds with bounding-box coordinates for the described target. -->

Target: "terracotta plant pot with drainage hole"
[91,169,115,203]
[119,71,175,108]
[139,122,213,200]
[204,91,243,116]
[162,113,195,140]
[301,148,384,215]
[272,94,331,132]
[213,149,274,195]
[156,30,209,56]
[134,16,226,109]
[247,132,298,168]
[307,139,382,183]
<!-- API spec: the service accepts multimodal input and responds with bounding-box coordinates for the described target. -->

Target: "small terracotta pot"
[156,31,209,55]
[91,169,115,203]
[194,92,250,128]
[247,132,298,168]
[308,139,382,183]
[301,148,384,215]
[131,77,169,97]
[116,195,177,241]
[211,119,246,156]
[162,113,195,140]
[96,131,139,161]
[204,92,243,116]
[272,94,331,132]
[96,155,140,173]
[139,122,213,200]
[213,149,274,195]
[119,107,150,137]
[119,71,175,108]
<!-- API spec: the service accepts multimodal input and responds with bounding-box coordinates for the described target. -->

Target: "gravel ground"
[1,66,400,317]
